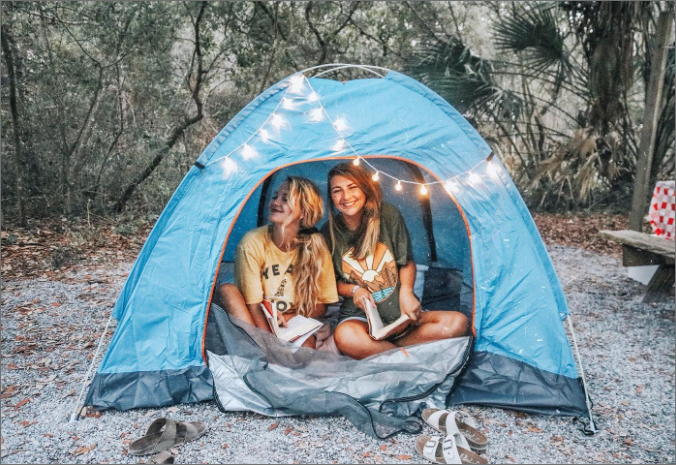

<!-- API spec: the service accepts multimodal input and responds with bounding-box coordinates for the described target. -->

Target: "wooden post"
[629,10,674,231]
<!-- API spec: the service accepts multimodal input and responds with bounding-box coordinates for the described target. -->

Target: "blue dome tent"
[85,64,594,431]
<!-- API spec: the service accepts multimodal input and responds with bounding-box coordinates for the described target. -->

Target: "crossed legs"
[333,310,469,360]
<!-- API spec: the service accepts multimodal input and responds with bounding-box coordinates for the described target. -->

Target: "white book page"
[276,315,322,342]
[363,298,409,340]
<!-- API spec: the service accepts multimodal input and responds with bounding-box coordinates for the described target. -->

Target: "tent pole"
[69,311,114,423]
[566,314,597,434]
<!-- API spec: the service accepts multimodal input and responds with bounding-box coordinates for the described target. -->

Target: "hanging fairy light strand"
[300,75,502,195]
[204,72,503,195]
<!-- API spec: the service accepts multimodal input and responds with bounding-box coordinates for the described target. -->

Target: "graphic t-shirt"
[321,202,413,325]
[235,226,338,314]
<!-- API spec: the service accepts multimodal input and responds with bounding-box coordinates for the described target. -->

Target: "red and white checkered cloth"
[648,180,675,240]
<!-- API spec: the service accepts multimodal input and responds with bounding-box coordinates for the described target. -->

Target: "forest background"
[1,1,674,247]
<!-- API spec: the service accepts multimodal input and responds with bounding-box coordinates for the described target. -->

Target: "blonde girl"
[215,176,338,348]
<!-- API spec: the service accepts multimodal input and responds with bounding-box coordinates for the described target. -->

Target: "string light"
[271,113,285,129]
[289,74,305,93]
[259,129,270,143]
[333,118,347,132]
[222,158,237,178]
[241,144,257,159]
[207,70,502,199]
[486,160,500,178]
[309,108,324,122]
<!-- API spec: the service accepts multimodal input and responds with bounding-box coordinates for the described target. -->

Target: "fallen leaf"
[85,410,103,418]
[13,398,30,410]
[380,445,387,451]
[72,444,96,456]
[43,434,54,438]
[363,452,371,458]
[528,426,544,433]
[284,426,294,436]
[505,455,515,463]
[268,422,279,431]
[635,385,644,394]
[51,302,61,307]
[20,421,30,427]
[222,443,229,449]
[624,438,633,446]
[396,454,412,460]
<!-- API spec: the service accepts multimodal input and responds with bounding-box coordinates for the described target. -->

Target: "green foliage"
[1,1,673,220]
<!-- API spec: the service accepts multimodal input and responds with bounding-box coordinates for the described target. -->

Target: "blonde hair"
[326,162,382,260]
[281,176,327,317]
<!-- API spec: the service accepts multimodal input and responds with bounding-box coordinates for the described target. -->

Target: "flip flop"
[415,435,488,465]
[421,409,488,452]
[129,418,209,456]
[139,451,175,464]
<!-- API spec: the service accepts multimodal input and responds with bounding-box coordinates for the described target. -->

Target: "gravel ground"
[1,244,674,464]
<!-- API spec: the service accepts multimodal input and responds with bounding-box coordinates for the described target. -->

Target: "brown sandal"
[129,418,208,456]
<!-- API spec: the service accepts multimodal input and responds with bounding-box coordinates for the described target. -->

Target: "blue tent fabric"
[86,70,588,418]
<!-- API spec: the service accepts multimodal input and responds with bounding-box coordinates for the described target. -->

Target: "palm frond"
[405,40,524,119]
[493,2,570,77]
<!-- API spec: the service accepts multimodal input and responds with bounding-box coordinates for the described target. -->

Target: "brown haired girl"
[321,162,468,359]
[215,176,338,348]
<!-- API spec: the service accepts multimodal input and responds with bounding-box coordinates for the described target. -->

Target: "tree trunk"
[2,31,26,226]
[114,2,208,213]
[629,10,674,230]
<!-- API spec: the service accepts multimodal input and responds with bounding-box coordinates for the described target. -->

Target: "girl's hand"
[277,311,295,328]
[399,290,421,323]
[353,287,377,312]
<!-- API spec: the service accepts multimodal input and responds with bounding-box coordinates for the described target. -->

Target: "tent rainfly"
[84,64,595,435]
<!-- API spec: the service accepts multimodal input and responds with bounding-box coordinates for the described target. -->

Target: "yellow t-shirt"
[235,226,339,314]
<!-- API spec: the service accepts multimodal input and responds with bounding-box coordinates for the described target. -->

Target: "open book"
[260,300,323,347]
[362,298,410,341]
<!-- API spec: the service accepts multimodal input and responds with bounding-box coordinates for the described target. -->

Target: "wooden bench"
[599,230,675,303]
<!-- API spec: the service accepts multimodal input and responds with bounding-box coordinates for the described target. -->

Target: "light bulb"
[271,113,285,129]
[395,180,403,192]
[445,181,457,194]
[289,74,304,93]
[222,158,237,178]
[372,172,380,182]
[307,92,319,102]
[309,108,324,122]
[469,172,481,185]
[333,118,347,132]
[420,184,428,195]
[487,160,500,178]
[241,144,257,159]
[353,157,361,166]
[282,98,295,110]
[259,129,270,143]
[331,139,345,151]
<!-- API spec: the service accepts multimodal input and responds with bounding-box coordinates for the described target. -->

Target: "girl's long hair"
[282,176,327,317]
[326,162,382,260]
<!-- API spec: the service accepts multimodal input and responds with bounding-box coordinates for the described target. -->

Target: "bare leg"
[334,320,397,360]
[394,311,469,347]
[301,335,317,349]
[213,283,256,327]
